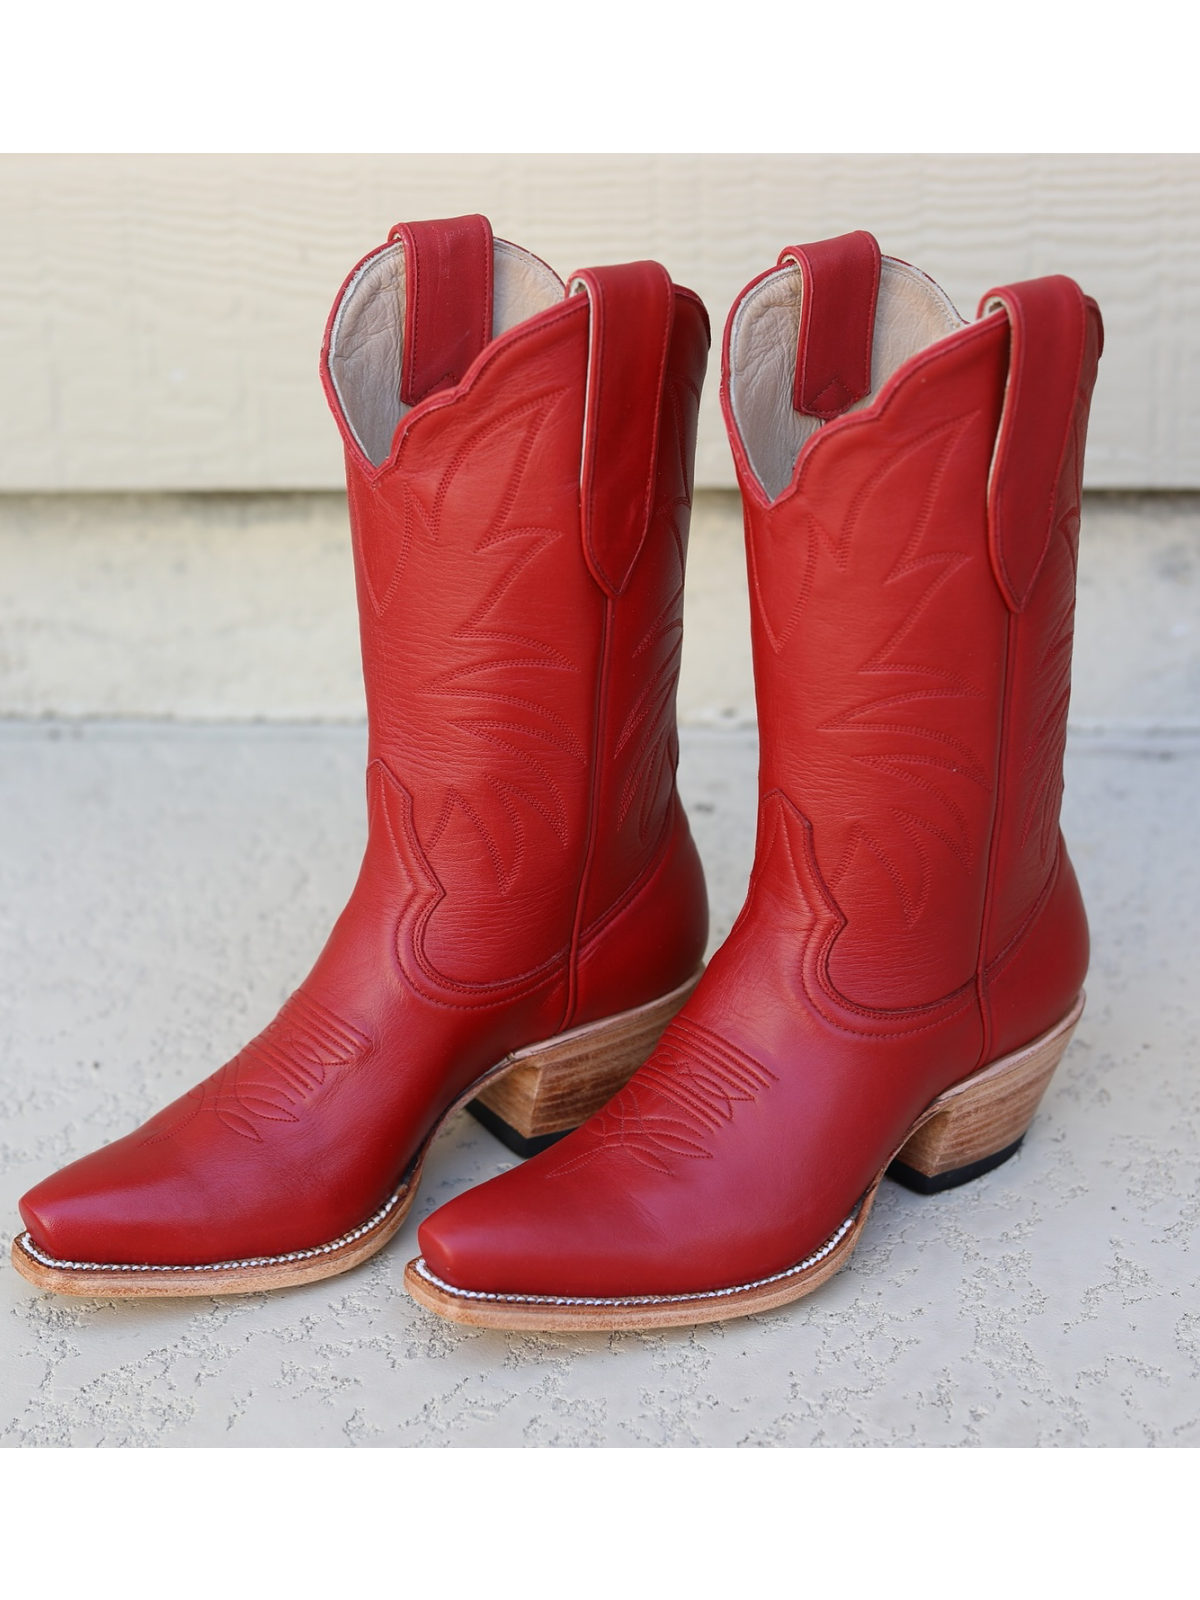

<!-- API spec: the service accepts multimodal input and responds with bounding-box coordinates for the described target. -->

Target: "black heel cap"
[466,1099,576,1159]
[887,1135,1025,1195]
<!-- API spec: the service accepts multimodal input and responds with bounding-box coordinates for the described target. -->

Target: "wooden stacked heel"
[468,968,704,1156]
[408,996,1088,1331]
[887,992,1084,1194]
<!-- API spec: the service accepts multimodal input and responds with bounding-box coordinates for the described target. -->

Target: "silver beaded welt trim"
[414,1209,859,1308]
[14,1184,408,1276]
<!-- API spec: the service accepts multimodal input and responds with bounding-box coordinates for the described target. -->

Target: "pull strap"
[569,261,674,597]
[979,275,1090,612]
[778,230,881,419]
[390,214,494,407]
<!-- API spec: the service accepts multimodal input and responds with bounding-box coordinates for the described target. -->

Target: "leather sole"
[9,968,703,1299]
[402,992,1085,1331]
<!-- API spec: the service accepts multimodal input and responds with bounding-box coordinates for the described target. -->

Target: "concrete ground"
[0,492,1197,1447]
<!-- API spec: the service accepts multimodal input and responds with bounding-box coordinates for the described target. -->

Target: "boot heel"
[888,993,1084,1195]
[468,969,703,1157]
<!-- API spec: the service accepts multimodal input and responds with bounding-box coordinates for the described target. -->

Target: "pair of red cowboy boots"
[13,215,1102,1330]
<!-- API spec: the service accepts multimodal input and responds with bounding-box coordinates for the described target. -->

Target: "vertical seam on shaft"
[974,608,1019,1069]
[563,593,615,1030]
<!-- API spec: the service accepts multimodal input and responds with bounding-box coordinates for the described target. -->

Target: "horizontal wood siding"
[1,154,1195,491]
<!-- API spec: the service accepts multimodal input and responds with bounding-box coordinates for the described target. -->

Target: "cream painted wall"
[1,154,1196,492]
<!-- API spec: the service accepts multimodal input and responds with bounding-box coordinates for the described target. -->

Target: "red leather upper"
[780,230,881,418]
[18,222,711,1268]
[570,261,675,596]
[417,236,1102,1301]
[977,282,1101,1059]
[394,214,494,406]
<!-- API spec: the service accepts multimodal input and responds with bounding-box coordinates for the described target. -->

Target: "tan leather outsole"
[402,993,1085,1331]
[9,968,703,1299]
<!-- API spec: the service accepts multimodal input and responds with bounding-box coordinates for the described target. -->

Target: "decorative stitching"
[752,792,981,1039]
[365,300,586,489]
[982,844,1062,986]
[361,383,594,990]
[809,375,855,416]
[379,764,570,1005]
[354,486,412,619]
[782,417,991,942]
[547,1017,777,1177]
[575,801,675,950]
[143,992,370,1146]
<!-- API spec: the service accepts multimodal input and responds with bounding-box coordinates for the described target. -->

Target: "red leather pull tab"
[778,231,881,419]
[391,214,494,407]
[569,261,674,597]
[979,276,1090,612]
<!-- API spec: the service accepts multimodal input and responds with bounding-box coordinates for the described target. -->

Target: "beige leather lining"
[728,257,966,501]
[327,238,564,466]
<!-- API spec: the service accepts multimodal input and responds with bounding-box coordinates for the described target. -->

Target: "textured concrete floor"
[1,720,1197,1447]
[1,489,1197,1446]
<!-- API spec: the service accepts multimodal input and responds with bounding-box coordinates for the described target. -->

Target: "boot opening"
[327,238,564,466]
[728,256,966,500]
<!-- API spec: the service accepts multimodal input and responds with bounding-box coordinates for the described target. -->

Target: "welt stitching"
[16,1185,411,1277]
[412,1208,859,1309]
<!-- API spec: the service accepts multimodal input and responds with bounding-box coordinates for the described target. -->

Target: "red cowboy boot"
[13,215,710,1296]
[407,230,1103,1330]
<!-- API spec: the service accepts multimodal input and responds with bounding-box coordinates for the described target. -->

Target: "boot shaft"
[722,234,1102,1018]
[320,219,710,999]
